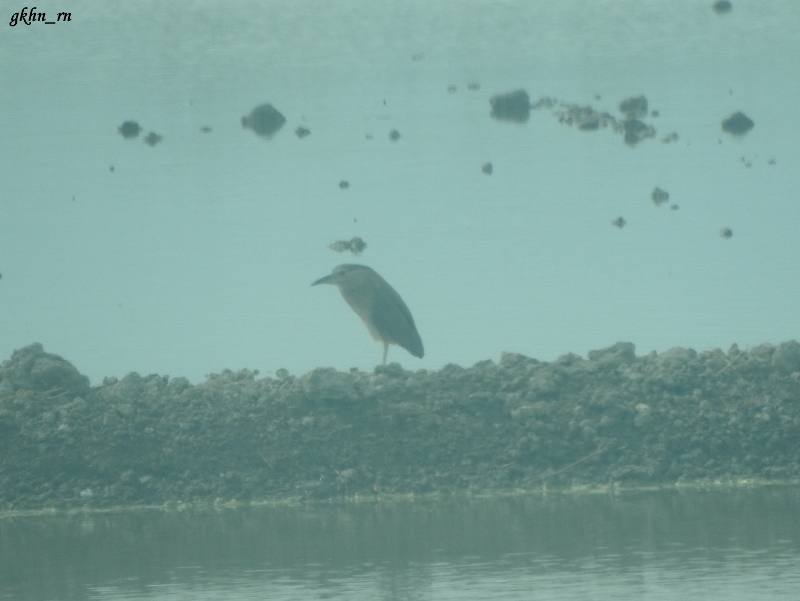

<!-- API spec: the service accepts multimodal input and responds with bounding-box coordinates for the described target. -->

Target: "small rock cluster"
[530,94,658,147]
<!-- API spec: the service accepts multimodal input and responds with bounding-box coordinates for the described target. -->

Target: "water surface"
[2,0,799,379]
[2,487,799,600]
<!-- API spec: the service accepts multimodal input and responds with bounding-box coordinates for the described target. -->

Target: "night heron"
[312,264,424,365]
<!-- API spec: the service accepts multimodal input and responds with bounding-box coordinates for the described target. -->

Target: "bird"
[312,264,424,365]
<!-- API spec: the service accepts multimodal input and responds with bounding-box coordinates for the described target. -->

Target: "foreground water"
[2,486,799,600]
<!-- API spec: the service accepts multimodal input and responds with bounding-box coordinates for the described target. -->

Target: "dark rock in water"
[338,180,349,190]
[241,103,286,138]
[720,227,733,239]
[578,118,600,131]
[721,111,754,136]
[389,129,401,141]
[328,240,348,253]
[531,96,557,110]
[0,343,89,394]
[490,89,531,123]
[350,237,366,254]
[612,216,626,228]
[712,1,733,14]
[623,118,655,146]
[619,95,648,119]
[118,121,141,139]
[652,187,670,207]
[482,162,493,175]
[200,126,213,133]
[329,236,366,255]
[143,132,163,147]
[534,94,655,147]
[295,126,311,138]
[554,102,616,132]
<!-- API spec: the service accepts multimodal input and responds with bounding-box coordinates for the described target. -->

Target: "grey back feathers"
[312,264,424,363]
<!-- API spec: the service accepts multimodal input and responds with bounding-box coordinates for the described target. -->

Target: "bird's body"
[312,264,424,364]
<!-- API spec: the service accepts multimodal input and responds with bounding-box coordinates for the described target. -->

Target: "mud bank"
[1,342,799,511]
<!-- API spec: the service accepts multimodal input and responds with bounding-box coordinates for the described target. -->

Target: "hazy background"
[1,0,798,383]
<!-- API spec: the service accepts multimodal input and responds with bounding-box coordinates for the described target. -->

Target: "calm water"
[2,1,800,380]
[2,487,799,600]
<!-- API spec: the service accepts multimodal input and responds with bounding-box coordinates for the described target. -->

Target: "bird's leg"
[382,342,388,365]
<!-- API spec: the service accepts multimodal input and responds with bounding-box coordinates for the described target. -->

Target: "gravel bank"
[1,342,799,511]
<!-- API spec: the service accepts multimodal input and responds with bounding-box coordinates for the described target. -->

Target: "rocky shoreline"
[1,341,799,511]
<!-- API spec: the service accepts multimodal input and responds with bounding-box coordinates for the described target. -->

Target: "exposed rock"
[0,343,89,394]
[619,95,648,119]
[118,121,141,139]
[587,342,636,365]
[143,132,163,147]
[772,341,800,376]
[531,95,658,147]
[301,368,359,404]
[652,187,670,207]
[712,1,733,15]
[490,89,531,123]
[721,111,754,136]
[241,103,286,138]
[329,237,366,255]
[623,118,656,146]
[2,341,800,510]
[655,346,696,368]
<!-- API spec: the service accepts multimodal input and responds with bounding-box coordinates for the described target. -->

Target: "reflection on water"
[2,487,800,600]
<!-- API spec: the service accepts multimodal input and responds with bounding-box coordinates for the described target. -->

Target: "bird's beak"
[311,274,334,286]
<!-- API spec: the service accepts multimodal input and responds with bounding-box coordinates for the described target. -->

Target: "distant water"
[2,487,800,600]
[2,0,800,380]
